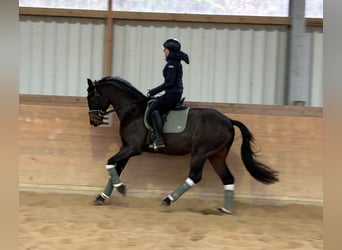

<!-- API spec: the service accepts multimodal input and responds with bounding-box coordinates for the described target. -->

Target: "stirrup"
[149,141,165,151]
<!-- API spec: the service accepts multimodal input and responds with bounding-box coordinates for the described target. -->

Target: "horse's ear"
[87,78,93,88]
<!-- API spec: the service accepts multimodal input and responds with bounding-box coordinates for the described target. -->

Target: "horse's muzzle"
[88,110,106,127]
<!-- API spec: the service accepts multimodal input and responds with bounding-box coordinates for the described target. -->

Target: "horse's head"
[87,78,112,127]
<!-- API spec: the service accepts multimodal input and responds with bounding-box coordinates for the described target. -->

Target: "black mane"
[97,76,146,98]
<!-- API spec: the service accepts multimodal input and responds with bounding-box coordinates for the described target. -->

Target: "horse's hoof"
[116,184,126,196]
[217,207,233,214]
[161,197,171,207]
[94,195,106,206]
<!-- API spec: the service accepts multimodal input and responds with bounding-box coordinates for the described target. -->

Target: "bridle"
[88,85,149,126]
[88,109,115,126]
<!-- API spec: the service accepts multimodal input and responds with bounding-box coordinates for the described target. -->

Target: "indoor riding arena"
[19,1,323,250]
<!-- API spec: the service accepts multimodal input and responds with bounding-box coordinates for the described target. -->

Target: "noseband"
[88,109,115,126]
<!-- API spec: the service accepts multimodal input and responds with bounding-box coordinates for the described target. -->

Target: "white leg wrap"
[100,192,109,199]
[185,178,195,187]
[224,184,235,191]
[105,164,116,170]
[113,183,123,188]
[168,178,194,202]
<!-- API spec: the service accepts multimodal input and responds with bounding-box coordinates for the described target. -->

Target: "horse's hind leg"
[208,148,235,214]
[161,155,206,207]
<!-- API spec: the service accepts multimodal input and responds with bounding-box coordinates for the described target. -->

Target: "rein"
[88,97,149,126]
[88,78,150,126]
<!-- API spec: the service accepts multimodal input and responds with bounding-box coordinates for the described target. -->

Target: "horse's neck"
[115,101,146,123]
[101,83,129,107]
[103,85,145,121]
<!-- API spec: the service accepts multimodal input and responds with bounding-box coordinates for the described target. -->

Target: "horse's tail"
[232,120,279,184]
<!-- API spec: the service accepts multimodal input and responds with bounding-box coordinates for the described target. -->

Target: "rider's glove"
[147,89,152,97]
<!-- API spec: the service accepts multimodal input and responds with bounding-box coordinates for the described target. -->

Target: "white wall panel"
[309,28,323,107]
[275,31,288,105]
[226,29,241,103]
[251,29,266,104]
[19,16,323,106]
[263,30,279,104]
[19,16,105,96]
[239,30,253,103]
[112,20,289,105]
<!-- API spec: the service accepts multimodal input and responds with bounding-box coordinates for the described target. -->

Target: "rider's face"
[163,48,170,57]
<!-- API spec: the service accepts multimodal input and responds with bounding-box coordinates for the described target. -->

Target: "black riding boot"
[150,110,165,149]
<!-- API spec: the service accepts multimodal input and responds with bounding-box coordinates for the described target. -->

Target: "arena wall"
[19,95,323,206]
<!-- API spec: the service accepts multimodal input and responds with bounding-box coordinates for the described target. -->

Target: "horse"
[86,76,279,214]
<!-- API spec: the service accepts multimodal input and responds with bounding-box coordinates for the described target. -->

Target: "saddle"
[144,97,190,134]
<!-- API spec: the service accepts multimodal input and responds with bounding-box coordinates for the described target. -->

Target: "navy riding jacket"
[149,51,189,96]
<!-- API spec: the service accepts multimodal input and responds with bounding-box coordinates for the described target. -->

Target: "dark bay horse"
[87,76,278,214]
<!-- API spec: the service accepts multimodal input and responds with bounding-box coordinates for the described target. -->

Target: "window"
[113,0,290,17]
[19,0,108,10]
[305,0,323,18]
[19,0,323,18]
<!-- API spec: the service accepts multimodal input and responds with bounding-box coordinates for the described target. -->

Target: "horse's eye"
[88,96,98,109]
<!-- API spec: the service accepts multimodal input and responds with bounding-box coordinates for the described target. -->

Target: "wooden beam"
[306,18,323,27]
[19,94,323,117]
[19,7,108,19]
[104,0,113,76]
[19,7,323,27]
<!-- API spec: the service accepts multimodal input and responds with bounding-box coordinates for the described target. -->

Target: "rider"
[147,38,190,149]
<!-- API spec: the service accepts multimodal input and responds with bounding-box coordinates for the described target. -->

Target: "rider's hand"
[147,89,152,97]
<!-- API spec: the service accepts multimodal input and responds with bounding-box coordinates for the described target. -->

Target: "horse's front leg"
[94,146,141,205]
[94,158,128,205]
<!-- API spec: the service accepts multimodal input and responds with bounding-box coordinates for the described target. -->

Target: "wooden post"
[104,0,113,76]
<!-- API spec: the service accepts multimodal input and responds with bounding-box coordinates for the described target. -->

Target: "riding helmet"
[163,38,181,52]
